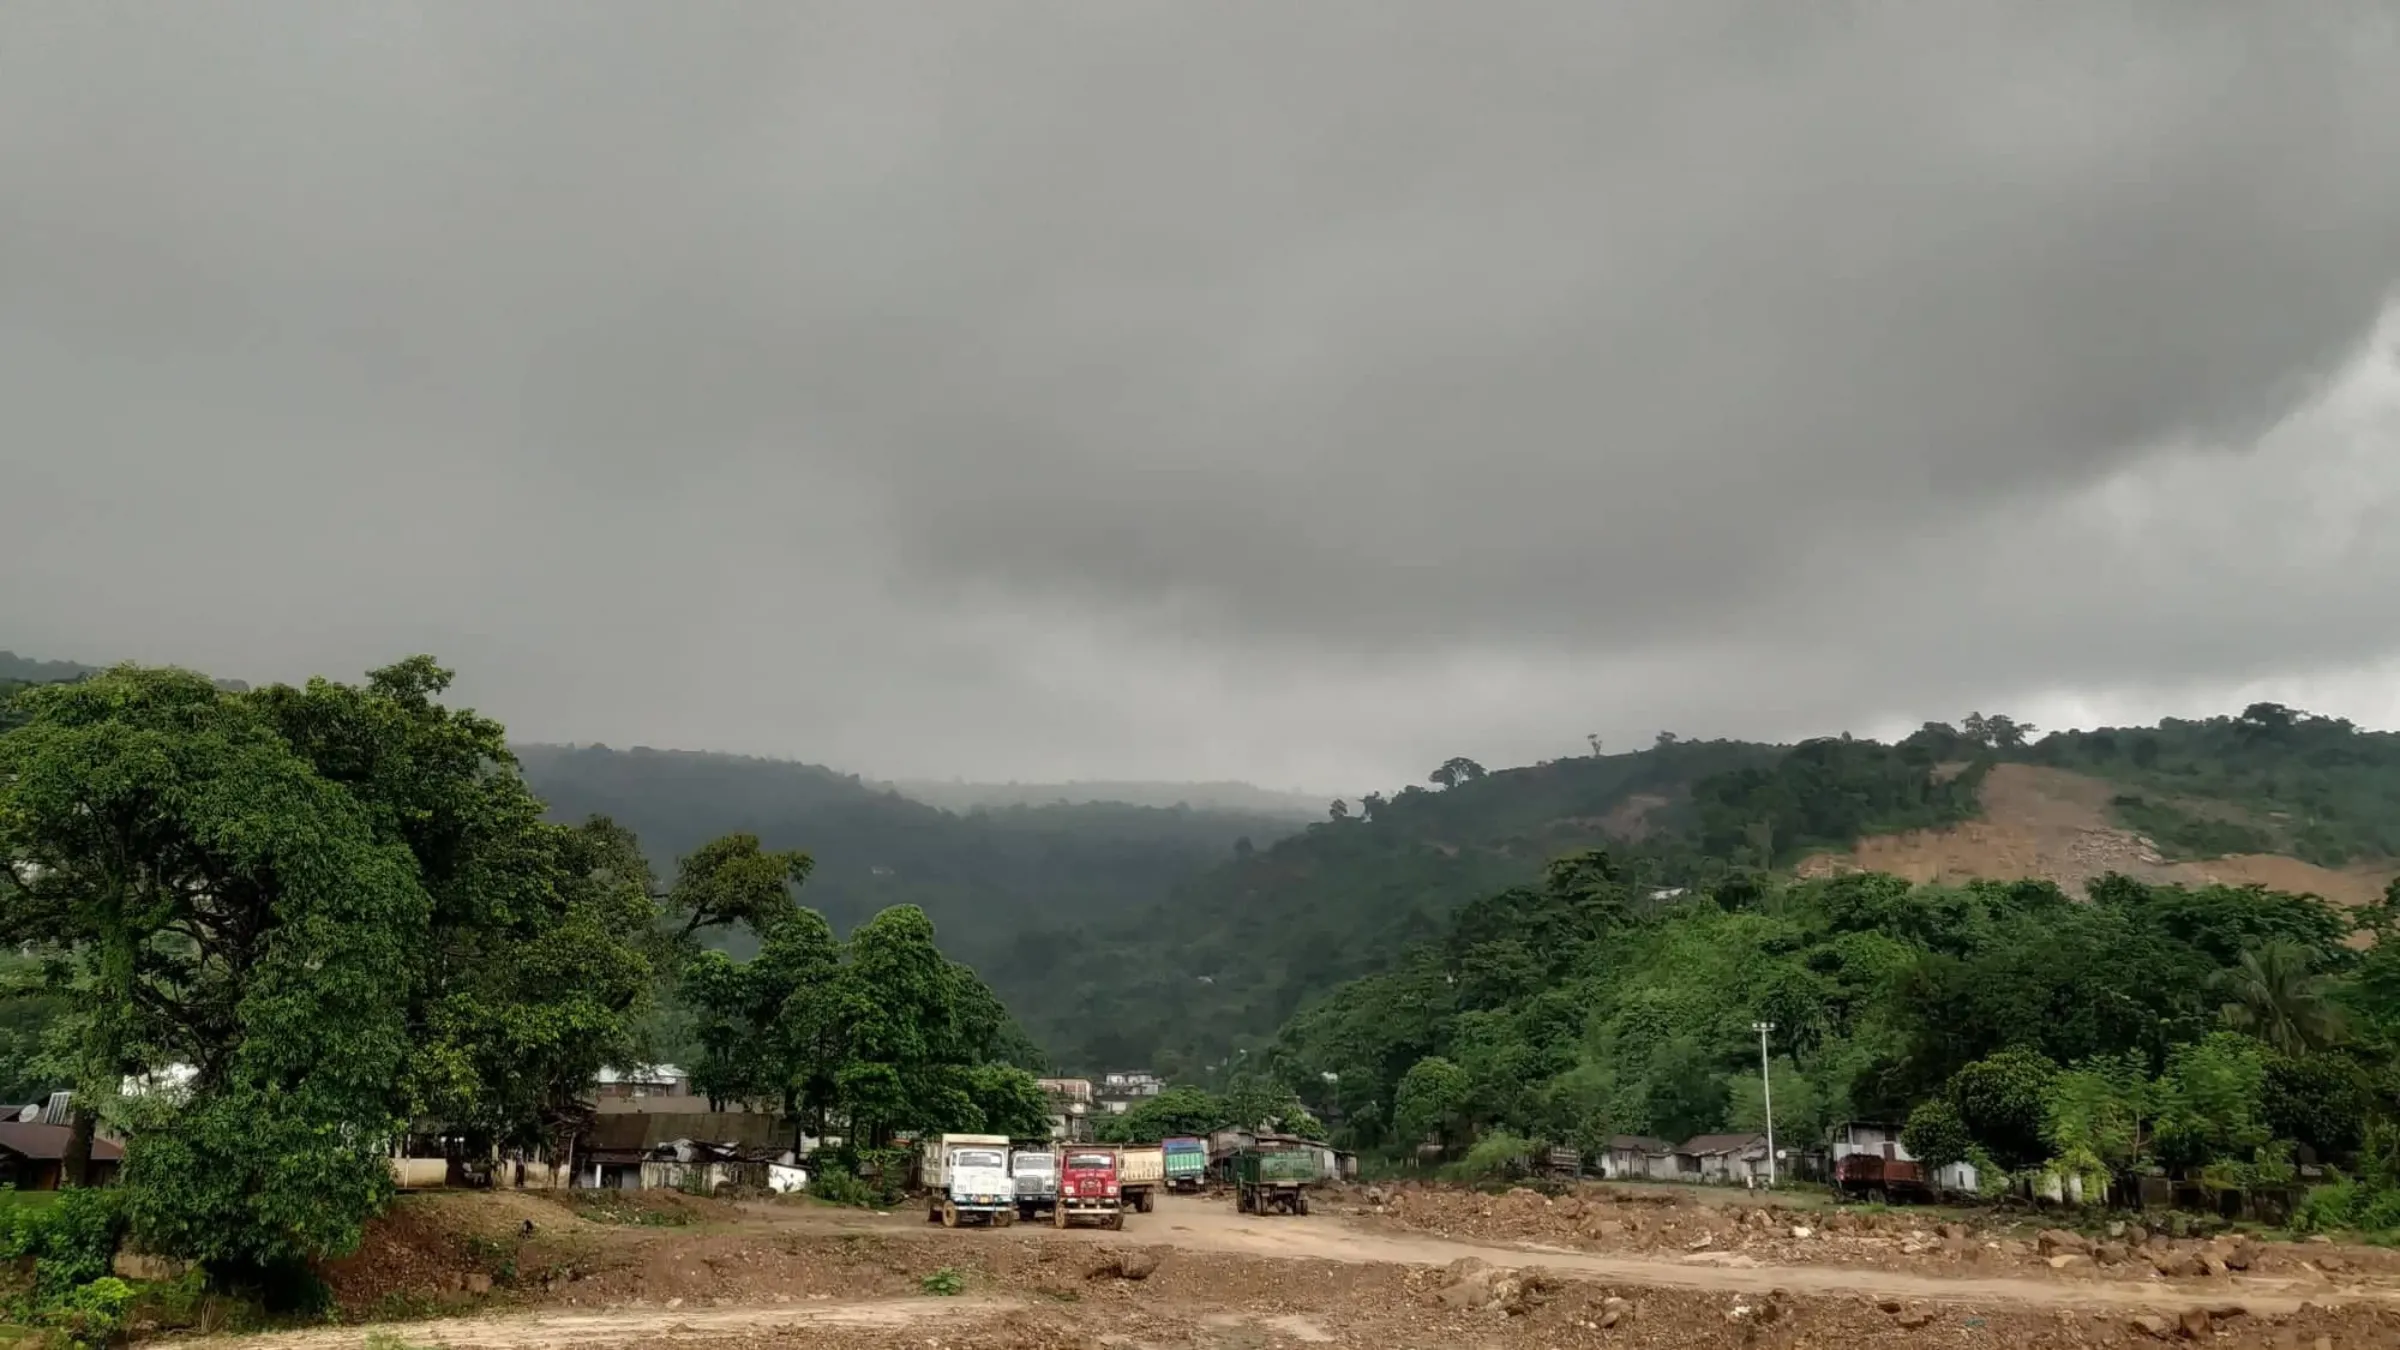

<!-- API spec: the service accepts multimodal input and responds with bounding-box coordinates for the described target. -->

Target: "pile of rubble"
[1356,1182,2400,1285]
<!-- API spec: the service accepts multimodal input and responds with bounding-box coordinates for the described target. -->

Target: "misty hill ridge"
[882,777,1322,818]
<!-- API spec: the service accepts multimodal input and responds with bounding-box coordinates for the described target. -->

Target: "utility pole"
[1752,1021,1776,1187]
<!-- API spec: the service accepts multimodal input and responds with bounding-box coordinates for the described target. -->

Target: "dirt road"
[769,1194,2377,1314]
[215,1295,1019,1349]
[207,1193,2400,1348]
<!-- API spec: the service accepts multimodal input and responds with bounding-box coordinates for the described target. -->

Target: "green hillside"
[2017,704,2400,864]
[1036,734,2006,1077]
[511,744,1304,1058]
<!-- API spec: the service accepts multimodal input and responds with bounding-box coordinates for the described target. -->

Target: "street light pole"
[1752,1021,1776,1187]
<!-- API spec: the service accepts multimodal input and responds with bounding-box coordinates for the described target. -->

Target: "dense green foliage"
[2025,703,2400,864]
[681,900,1050,1150]
[0,659,1039,1291]
[1090,1079,1322,1144]
[1265,850,2397,1200]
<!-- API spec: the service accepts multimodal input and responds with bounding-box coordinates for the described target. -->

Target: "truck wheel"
[1110,1211,1124,1231]
[941,1202,960,1228]
[996,1209,1014,1228]
[1296,1192,1311,1217]
[927,1205,940,1224]
[1054,1203,1069,1229]
[1139,1191,1155,1213]
[1235,1187,1251,1214]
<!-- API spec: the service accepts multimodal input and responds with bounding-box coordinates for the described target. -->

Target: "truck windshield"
[1066,1153,1113,1169]
[954,1150,1004,1169]
[1013,1154,1053,1171]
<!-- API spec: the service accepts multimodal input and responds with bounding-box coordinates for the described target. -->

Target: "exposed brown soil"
[201,1188,2400,1350]
[1799,764,2399,906]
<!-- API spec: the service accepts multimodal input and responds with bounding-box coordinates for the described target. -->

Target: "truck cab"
[923,1135,1017,1228]
[1010,1147,1058,1220]
[1163,1136,1207,1193]
[1053,1149,1124,1229]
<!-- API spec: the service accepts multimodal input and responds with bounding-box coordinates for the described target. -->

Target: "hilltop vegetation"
[2016,704,2400,865]
[1267,851,2400,1200]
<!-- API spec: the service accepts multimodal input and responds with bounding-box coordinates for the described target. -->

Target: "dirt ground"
[189,1186,2400,1350]
[1798,763,2398,906]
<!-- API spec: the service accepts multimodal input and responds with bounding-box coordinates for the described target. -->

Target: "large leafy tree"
[0,667,425,1266]
[2212,941,2343,1056]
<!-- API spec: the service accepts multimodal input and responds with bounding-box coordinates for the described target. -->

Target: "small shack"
[1599,1135,1674,1181]
[1672,1132,1769,1184]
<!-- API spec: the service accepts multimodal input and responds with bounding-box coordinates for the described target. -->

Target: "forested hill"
[510,744,1304,1054]
[1040,705,2400,1079]
[1037,734,2005,1076]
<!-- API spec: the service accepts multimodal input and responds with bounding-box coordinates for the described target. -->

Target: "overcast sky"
[6,3,2400,796]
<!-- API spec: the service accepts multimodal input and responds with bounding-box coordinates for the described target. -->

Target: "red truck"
[1052,1148,1126,1230]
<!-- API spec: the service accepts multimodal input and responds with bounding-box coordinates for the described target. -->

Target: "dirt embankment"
[1799,764,2398,906]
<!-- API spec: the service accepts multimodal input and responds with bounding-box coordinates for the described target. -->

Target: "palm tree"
[2212,941,2343,1055]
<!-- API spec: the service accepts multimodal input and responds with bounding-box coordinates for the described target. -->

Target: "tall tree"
[2213,941,2343,1056]
[668,833,811,941]
[0,667,424,1264]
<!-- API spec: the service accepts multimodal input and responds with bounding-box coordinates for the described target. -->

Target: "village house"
[0,1121,121,1191]
[576,1109,794,1192]
[1673,1131,1770,1184]
[1096,1070,1164,1115]
[1827,1120,1979,1196]
[1598,1134,1675,1181]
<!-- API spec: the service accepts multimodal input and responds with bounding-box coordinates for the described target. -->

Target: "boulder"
[2037,1229,2092,1257]
[2178,1309,2212,1340]
[2129,1313,2174,1340]
[1088,1249,1162,1281]
[2094,1242,2130,1266]
[2047,1253,2092,1270]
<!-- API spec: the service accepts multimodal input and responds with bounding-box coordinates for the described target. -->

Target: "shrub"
[0,1186,128,1300]
[36,1274,135,1348]
[1452,1131,1534,1182]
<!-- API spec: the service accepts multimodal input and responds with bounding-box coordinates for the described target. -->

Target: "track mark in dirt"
[208,1294,1021,1349]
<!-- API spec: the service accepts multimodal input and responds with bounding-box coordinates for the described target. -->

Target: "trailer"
[1231,1145,1321,1216]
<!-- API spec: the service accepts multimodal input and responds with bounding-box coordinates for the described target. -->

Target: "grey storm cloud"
[5,1,2400,789]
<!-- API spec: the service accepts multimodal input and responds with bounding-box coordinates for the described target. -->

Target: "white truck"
[921,1132,1016,1228]
[1010,1147,1058,1222]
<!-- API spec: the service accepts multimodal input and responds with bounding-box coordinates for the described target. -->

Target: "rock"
[2316,1253,2350,1274]
[1366,1186,1388,1206]
[2107,1221,2127,1239]
[2094,1242,2130,1266]
[2047,1253,2092,1270]
[1443,1257,1493,1283]
[2224,1241,2257,1272]
[1877,1299,1904,1314]
[2126,1224,2150,1246]
[2200,1254,2230,1278]
[2129,1314,2174,1340]
[1790,1225,1813,1240]
[2038,1228,2092,1257]
[1938,1222,1968,1240]
[1089,1250,1162,1281]
[1598,1307,1623,1329]
[464,1273,494,1295]
[2178,1309,2212,1340]
[1435,1280,1489,1310]
[2153,1251,2203,1278]
[1593,1220,1629,1239]
[2205,1304,2250,1322]
[1901,1241,1934,1256]
[1895,1310,1935,1329]
[1686,1233,1715,1252]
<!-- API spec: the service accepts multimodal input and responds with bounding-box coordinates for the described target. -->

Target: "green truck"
[1231,1146,1322,1216]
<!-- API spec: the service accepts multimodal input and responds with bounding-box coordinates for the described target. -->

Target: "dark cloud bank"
[5,2,2399,792]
